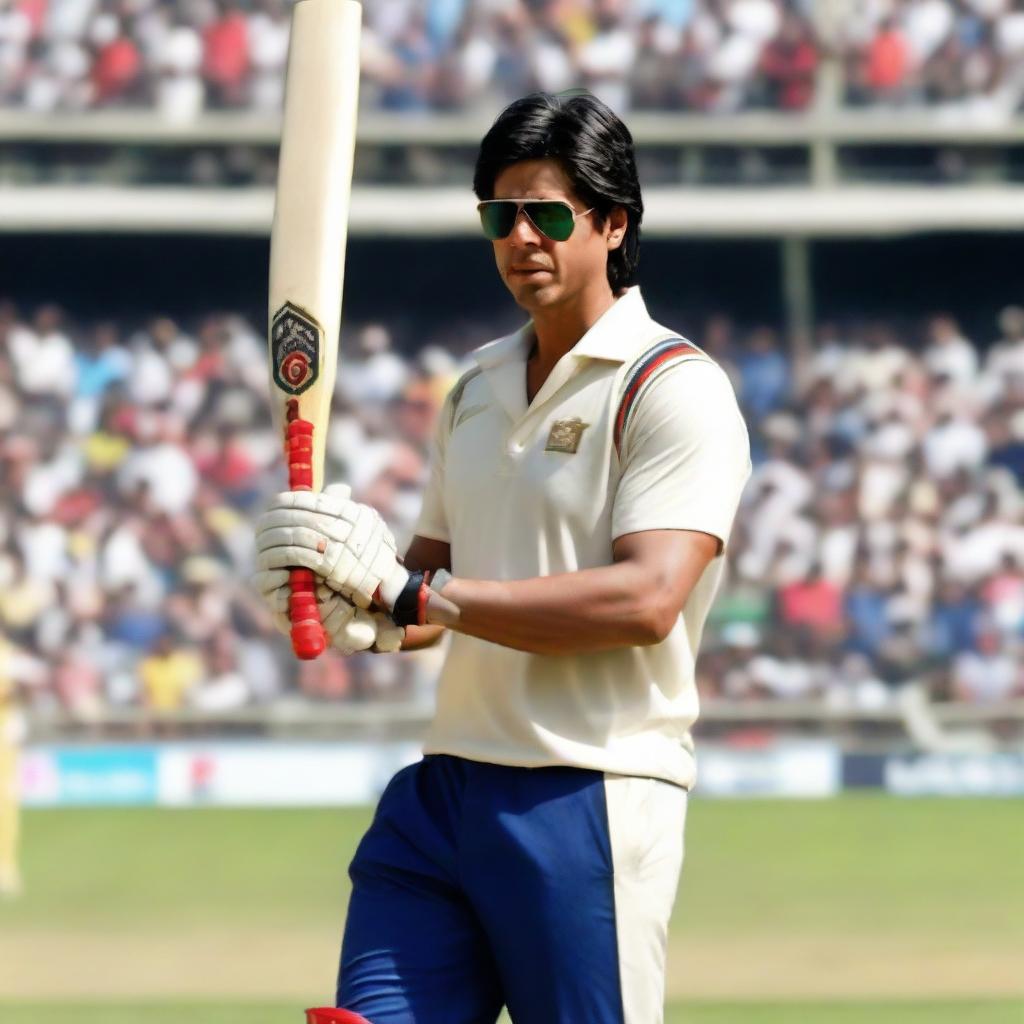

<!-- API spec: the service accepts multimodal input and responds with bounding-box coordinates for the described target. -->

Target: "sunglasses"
[477,199,595,242]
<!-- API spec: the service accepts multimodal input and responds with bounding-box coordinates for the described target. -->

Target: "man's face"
[489,158,625,314]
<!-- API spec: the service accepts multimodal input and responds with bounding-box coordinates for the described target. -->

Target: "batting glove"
[255,482,409,609]
[255,482,443,628]
[251,568,405,654]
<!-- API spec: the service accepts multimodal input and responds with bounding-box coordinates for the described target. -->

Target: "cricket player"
[0,636,44,898]
[255,92,751,1024]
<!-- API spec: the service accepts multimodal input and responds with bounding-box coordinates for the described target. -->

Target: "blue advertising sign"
[53,747,158,805]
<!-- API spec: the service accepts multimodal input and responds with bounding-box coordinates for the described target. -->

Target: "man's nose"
[508,208,542,245]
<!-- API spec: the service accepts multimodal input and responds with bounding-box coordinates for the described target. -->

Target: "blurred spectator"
[981,552,1024,637]
[139,633,203,713]
[0,546,53,648]
[90,14,142,106]
[777,561,844,640]
[951,630,1024,702]
[247,0,289,111]
[155,12,204,122]
[986,410,1024,484]
[189,631,251,711]
[903,0,955,67]
[922,407,988,478]
[117,417,199,516]
[71,321,131,435]
[202,1,249,108]
[104,584,166,650]
[926,578,982,657]
[336,324,409,407]
[923,315,978,384]
[576,0,636,113]
[843,563,892,658]
[128,317,197,408]
[757,8,818,110]
[0,3,33,103]
[7,305,76,399]
[857,17,912,103]
[53,648,103,722]
[736,327,790,419]
[987,305,1024,383]
[379,10,436,111]
[742,633,826,700]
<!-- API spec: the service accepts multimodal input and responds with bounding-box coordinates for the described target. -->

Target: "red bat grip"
[285,406,326,660]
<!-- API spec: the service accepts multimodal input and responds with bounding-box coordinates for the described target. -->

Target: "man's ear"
[606,206,628,251]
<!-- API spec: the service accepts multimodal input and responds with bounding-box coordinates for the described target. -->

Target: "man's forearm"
[425,563,666,656]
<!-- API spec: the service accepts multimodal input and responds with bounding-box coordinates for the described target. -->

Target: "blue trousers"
[336,754,687,1024]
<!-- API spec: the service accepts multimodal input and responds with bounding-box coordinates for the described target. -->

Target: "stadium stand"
[1,296,1022,723]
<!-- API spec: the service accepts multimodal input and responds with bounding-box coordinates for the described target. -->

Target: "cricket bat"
[267,0,362,660]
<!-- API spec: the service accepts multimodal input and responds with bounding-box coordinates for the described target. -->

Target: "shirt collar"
[471,322,532,370]
[471,286,657,371]
[569,286,655,363]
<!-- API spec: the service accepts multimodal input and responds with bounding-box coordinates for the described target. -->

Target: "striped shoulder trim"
[614,337,707,456]
[447,365,483,433]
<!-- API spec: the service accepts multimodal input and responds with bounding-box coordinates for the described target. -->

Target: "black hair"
[473,92,643,294]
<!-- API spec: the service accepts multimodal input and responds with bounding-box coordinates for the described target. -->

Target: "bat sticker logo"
[271,302,321,395]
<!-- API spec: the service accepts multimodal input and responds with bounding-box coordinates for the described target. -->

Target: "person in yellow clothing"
[139,635,204,714]
[0,636,45,898]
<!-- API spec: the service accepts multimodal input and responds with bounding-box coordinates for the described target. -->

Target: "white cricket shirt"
[414,286,751,788]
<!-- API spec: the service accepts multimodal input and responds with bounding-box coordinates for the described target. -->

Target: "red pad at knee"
[305,1010,372,1024]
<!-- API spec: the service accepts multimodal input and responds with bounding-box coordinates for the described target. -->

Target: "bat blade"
[268,0,362,660]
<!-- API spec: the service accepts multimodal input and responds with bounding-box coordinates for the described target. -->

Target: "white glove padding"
[369,606,405,653]
[254,483,409,609]
[252,569,405,654]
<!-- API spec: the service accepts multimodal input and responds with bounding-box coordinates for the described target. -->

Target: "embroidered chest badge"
[545,417,589,454]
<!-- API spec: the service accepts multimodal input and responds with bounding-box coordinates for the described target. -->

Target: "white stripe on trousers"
[604,774,688,1024]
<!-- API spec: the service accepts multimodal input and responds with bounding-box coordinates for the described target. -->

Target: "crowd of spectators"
[0,297,466,718]
[5,0,1024,120]
[1,294,1023,724]
[699,306,1024,708]
[842,0,1024,118]
[1,0,822,118]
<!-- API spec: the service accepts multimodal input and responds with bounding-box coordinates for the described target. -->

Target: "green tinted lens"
[526,202,575,241]
[479,202,518,240]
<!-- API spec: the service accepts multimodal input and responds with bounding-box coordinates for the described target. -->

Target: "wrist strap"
[392,570,426,628]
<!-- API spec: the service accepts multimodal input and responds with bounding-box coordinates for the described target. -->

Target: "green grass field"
[2,796,1022,1023]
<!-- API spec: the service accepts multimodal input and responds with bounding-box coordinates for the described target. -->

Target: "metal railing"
[2,109,1023,192]
[4,109,1024,146]
[25,695,1024,750]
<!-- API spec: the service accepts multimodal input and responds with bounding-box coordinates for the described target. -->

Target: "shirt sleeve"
[412,391,452,544]
[612,359,752,554]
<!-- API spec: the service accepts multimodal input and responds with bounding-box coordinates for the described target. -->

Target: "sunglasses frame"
[477,199,596,242]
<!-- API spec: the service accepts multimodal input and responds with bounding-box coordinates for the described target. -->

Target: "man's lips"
[509,266,552,276]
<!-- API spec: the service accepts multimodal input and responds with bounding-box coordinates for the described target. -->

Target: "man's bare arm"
[425,529,720,656]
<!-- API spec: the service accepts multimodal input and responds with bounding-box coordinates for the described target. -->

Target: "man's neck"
[528,287,619,370]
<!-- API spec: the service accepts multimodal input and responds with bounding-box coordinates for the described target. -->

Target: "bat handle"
[286,405,326,660]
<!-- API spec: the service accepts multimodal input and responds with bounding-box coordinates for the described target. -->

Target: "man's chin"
[511,280,560,309]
